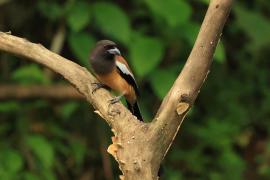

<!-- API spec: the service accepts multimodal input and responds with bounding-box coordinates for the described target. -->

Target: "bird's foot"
[108,95,123,105]
[91,82,107,94]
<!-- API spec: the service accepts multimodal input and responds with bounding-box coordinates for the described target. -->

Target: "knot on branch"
[176,94,191,115]
[133,160,141,172]
[176,102,189,115]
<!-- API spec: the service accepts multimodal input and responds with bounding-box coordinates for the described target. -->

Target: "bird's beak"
[107,47,121,55]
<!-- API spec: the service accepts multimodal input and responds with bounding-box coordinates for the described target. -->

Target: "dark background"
[1,0,270,179]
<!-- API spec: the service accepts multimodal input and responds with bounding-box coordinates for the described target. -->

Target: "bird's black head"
[91,40,121,61]
[90,40,121,74]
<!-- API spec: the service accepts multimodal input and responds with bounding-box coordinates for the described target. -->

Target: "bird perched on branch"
[90,40,143,121]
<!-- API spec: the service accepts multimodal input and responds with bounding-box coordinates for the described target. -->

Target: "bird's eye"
[105,45,115,50]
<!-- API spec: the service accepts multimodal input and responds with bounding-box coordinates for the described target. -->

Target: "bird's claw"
[108,96,122,116]
[108,96,122,105]
[91,82,106,94]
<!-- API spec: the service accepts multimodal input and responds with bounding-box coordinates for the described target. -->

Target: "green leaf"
[42,169,56,180]
[165,167,183,180]
[0,124,9,136]
[0,101,20,113]
[70,140,86,165]
[23,172,40,180]
[199,0,209,4]
[214,41,226,63]
[68,32,95,67]
[93,2,131,44]
[180,22,200,44]
[258,164,270,176]
[26,135,54,168]
[193,118,238,149]
[67,2,91,32]
[234,5,270,50]
[12,64,50,84]
[38,1,63,21]
[144,0,192,27]
[218,150,245,179]
[129,35,165,77]
[49,125,69,139]
[60,102,79,120]
[0,149,23,173]
[169,148,208,173]
[150,68,177,98]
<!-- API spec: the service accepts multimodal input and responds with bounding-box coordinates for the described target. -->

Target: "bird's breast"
[90,57,114,75]
[97,68,136,103]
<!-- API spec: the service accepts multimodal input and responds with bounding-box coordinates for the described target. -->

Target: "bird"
[90,40,143,121]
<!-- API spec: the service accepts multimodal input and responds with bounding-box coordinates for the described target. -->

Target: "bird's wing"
[115,56,139,96]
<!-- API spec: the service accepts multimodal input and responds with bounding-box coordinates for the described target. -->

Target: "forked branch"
[0,0,233,179]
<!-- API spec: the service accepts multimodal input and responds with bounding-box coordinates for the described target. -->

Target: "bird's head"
[90,40,121,61]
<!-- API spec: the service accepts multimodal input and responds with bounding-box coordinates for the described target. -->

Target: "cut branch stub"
[176,102,190,115]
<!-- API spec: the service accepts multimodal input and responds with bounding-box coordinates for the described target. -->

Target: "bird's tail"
[126,100,143,121]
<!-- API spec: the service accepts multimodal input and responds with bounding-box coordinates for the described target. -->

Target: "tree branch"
[151,0,233,165]
[0,85,83,100]
[0,0,233,179]
[0,32,139,130]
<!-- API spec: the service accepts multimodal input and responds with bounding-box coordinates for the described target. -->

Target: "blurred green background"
[1,0,270,179]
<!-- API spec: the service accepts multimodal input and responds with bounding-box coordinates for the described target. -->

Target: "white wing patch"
[116,61,135,79]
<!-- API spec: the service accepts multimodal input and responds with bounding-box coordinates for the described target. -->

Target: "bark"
[0,85,83,100]
[0,0,233,179]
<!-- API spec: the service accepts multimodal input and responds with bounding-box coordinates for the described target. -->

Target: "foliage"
[1,0,270,179]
